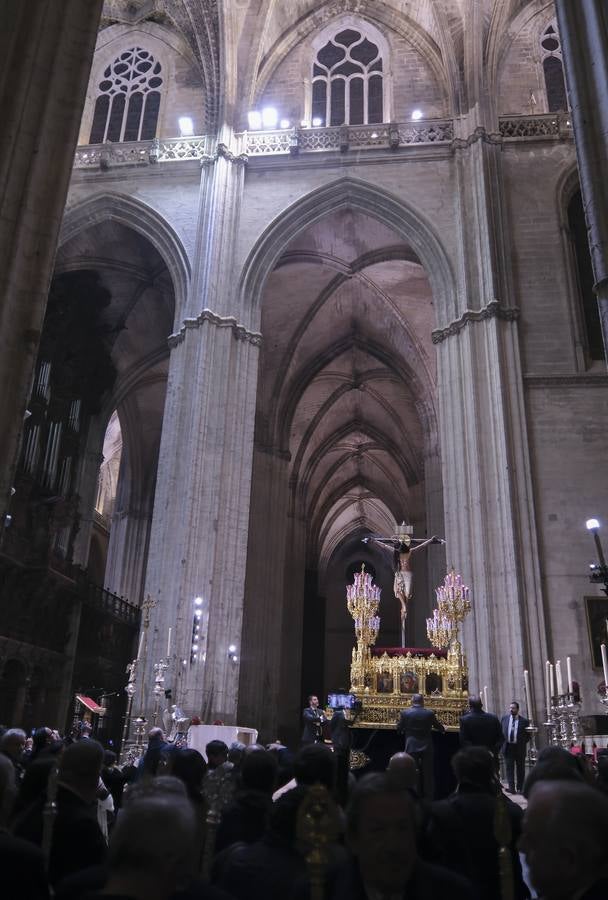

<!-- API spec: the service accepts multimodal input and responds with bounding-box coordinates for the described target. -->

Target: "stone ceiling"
[256,206,437,573]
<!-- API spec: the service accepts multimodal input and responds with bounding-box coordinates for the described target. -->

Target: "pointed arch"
[240,175,456,325]
[60,192,191,324]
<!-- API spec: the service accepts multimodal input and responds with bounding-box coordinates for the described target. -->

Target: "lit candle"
[555,659,564,695]
[566,656,573,695]
[167,627,172,659]
[136,629,144,661]
[601,644,608,688]
[483,685,489,711]
[523,669,532,718]
[545,660,551,719]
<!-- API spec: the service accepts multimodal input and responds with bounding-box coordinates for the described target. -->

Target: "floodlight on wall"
[178,116,194,136]
[262,107,278,128]
[248,110,262,130]
[411,109,423,121]
[312,116,323,127]
[280,118,291,129]
[586,518,608,596]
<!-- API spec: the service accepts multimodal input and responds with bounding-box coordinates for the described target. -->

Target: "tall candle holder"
[119,657,138,763]
[348,565,381,693]
[545,692,582,747]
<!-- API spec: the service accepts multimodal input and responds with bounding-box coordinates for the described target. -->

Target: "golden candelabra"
[426,608,453,649]
[427,568,471,649]
[347,565,381,692]
[347,564,381,646]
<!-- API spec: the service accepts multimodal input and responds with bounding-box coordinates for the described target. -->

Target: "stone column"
[433,8,547,720]
[0,0,103,512]
[555,0,608,363]
[141,137,261,723]
[238,446,291,739]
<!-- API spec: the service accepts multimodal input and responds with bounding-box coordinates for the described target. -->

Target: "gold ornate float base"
[349,641,469,731]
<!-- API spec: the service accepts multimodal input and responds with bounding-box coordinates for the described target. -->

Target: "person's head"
[347,772,417,893]
[411,694,424,707]
[106,794,197,898]
[241,747,278,794]
[451,746,498,794]
[387,752,418,791]
[522,746,587,798]
[0,728,26,761]
[228,741,246,766]
[0,753,17,825]
[103,749,118,768]
[123,774,187,808]
[468,695,483,712]
[510,701,520,717]
[169,748,207,799]
[58,738,104,803]
[205,739,228,769]
[520,781,608,899]
[307,694,319,708]
[148,727,165,746]
[32,727,53,756]
[294,743,335,791]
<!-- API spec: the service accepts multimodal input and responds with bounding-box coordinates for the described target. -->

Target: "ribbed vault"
[254,206,438,580]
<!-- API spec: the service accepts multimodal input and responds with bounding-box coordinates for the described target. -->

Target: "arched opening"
[53,217,175,602]
[240,187,447,742]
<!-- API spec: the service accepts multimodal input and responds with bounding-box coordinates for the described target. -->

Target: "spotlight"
[178,116,194,136]
[194,597,203,606]
[280,118,291,129]
[262,107,278,128]
[312,117,323,127]
[228,644,236,653]
[411,109,423,121]
[587,518,600,531]
[248,110,262,130]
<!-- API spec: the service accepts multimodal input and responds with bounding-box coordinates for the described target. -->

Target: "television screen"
[327,692,356,709]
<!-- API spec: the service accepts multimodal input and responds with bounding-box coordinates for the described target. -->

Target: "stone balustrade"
[72,114,573,171]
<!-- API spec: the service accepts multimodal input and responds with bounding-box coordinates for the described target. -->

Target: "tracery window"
[540,24,567,112]
[89,47,163,144]
[311,28,383,126]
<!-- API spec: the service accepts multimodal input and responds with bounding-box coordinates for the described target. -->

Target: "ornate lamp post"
[586,518,608,596]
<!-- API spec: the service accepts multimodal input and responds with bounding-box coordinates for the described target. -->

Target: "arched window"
[540,24,567,112]
[568,189,603,361]
[89,47,162,144]
[312,28,383,126]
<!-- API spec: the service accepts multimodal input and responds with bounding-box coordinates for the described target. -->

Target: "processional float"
[346,563,471,732]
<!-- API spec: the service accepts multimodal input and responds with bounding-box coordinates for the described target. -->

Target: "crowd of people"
[0,694,607,900]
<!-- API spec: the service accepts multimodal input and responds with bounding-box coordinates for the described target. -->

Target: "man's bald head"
[387,752,418,791]
[521,780,608,900]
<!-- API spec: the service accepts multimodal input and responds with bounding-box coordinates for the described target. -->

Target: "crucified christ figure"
[363,522,445,648]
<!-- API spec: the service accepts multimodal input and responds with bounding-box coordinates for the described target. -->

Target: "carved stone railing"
[245,119,454,155]
[498,112,572,140]
[73,115,571,172]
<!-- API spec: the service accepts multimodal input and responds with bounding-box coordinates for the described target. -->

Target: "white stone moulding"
[72,114,572,170]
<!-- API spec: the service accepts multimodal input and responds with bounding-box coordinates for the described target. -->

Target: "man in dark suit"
[459,695,503,766]
[301,694,325,745]
[397,693,445,799]
[501,700,530,793]
[327,771,472,899]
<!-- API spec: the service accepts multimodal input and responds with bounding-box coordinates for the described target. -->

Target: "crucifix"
[363,522,445,648]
